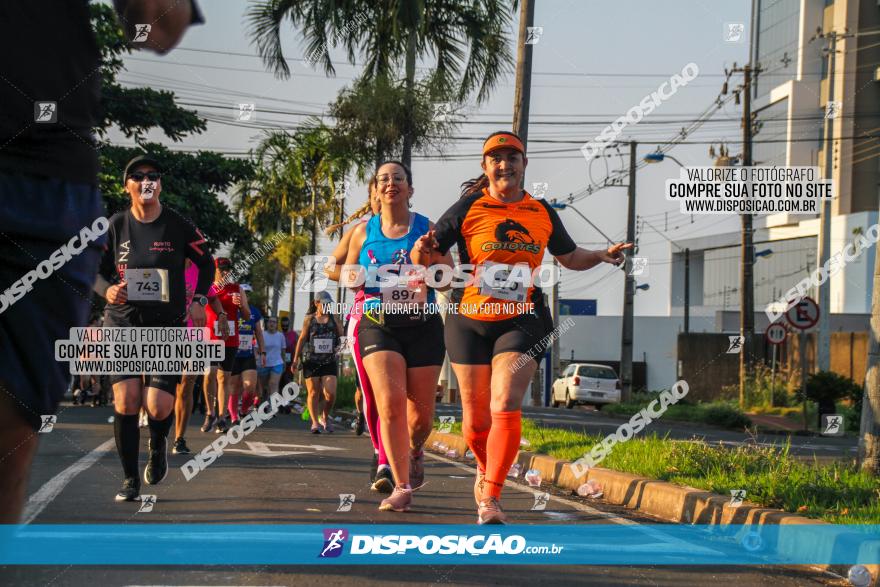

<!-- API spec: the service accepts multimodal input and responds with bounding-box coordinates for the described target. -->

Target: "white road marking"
[22,438,115,525]
[224,440,346,457]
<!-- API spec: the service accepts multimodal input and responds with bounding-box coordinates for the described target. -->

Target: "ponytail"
[324,175,378,236]
[324,200,372,235]
[460,174,489,198]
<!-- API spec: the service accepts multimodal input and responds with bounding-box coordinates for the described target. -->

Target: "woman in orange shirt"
[411,131,631,524]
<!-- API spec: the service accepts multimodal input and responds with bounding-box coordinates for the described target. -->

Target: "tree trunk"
[270,219,282,316]
[287,217,297,323]
[270,265,281,317]
[858,229,880,474]
[401,26,417,168]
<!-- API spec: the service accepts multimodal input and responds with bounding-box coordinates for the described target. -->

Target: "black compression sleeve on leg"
[114,413,139,479]
[148,413,174,445]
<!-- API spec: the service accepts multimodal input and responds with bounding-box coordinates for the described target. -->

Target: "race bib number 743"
[125,268,170,302]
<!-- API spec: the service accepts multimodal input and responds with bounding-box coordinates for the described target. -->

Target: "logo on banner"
[319,528,349,558]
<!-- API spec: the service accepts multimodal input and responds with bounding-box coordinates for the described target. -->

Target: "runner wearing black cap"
[96,154,227,502]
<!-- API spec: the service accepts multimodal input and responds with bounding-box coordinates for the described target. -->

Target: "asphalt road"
[434,404,858,461]
[2,402,845,586]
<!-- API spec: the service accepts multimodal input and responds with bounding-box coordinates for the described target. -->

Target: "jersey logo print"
[496,219,535,245]
[188,228,207,256]
[118,240,130,263]
[391,248,409,265]
[480,218,541,254]
[481,202,506,209]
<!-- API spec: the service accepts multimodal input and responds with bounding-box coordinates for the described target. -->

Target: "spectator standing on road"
[259,316,287,408]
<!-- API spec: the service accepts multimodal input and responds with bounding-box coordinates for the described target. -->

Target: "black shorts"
[0,174,106,430]
[211,345,236,372]
[102,311,182,394]
[358,314,445,368]
[232,354,257,375]
[303,361,338,379]
[444,310,550,365]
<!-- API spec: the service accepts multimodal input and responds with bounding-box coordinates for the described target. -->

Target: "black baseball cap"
[123,155,163,184]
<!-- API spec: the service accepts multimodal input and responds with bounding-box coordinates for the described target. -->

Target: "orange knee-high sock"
[463,425,489,473]
[484,410,522,500]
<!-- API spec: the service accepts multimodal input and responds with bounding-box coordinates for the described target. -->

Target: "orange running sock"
[484,410,522,500]
[463,425,489,473]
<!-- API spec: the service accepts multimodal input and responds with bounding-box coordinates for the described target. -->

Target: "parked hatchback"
[551,363,621,409]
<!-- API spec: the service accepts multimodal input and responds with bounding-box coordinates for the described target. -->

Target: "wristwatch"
[194,295,208,307]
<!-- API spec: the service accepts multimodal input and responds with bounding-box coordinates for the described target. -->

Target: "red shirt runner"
[206,283,240,348]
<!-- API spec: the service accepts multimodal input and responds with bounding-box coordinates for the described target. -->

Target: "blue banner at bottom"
[1,524,879,565]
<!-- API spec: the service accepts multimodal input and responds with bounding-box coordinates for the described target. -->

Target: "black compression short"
[357,314,445,368]
[212,346,236,372]
[303,361,338,379]
[444,308,551,365]
[102,310,182,394]
[232,354,257,375]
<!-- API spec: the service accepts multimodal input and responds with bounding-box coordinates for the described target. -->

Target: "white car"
[551,363,621,409]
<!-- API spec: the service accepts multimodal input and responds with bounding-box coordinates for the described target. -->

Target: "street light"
[549,200,615,247]
[755,248,773,260]
[635,282,650,293]
[643,152,686,168]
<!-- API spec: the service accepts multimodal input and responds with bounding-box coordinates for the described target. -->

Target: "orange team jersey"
[433,188,576,321]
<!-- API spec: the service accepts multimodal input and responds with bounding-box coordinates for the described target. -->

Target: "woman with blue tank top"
[342,160,452,513]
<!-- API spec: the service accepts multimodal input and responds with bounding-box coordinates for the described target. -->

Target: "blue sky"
[113,0,753,322]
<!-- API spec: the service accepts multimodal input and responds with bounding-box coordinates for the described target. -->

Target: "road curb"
[426,429,879,583]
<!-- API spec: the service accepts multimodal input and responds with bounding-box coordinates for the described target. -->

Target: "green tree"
[236,125,350,318]
[329,73,457,167]
[246,0,514,167]
[92,3,253,253]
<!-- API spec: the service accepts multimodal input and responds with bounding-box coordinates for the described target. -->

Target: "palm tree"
[236,130,306,315]
[237,125,351,317]
[246,0,514,167]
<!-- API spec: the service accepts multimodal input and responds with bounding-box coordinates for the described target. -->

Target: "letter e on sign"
[784,296,819,331]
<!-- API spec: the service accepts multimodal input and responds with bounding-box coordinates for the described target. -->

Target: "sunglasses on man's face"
[128,171,161,182]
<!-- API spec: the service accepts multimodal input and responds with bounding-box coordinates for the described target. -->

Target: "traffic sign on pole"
[765,322,787,345]
[784,296,820,330]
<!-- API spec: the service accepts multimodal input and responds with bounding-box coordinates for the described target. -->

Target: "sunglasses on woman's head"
[128,171,161,182]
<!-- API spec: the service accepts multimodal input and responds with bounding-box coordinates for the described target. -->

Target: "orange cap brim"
[482,133,525,156]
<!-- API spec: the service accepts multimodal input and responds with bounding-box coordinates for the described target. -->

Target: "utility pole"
[816,29,842,373]
[684,248,690,333]
[738,64,755,409]
[859,202,880,474]
[512,0,543,404]
[620,140,637,401]
[551,257,560,401]
[512,0,534,142]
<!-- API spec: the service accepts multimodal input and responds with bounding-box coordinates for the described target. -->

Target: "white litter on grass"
[520,438,531,447]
